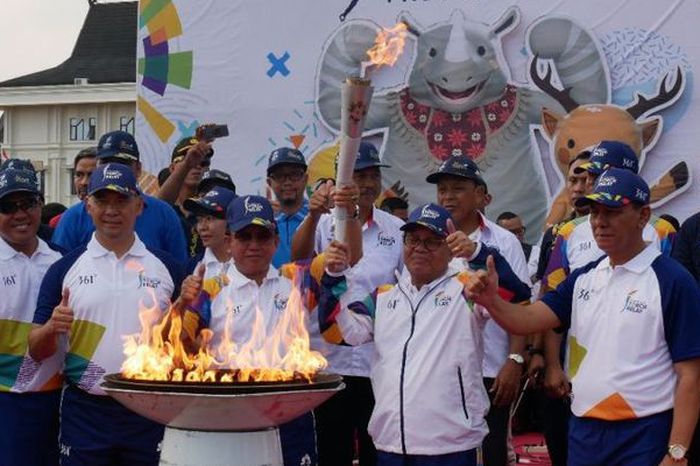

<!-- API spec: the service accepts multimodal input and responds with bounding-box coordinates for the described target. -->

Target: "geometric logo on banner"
[137,0,193,142]
[138,37,193,96]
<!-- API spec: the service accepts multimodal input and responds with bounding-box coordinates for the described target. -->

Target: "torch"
[334,23,407,242]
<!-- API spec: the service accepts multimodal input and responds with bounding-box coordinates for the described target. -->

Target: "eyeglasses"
[403,234,445,252]
[200,159,211,169]
[234,228,275,243]
[269,170,305,183]
[0,196,41,215]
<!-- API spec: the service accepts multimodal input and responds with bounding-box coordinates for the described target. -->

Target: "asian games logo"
[434,291,452,307]
[244,196,264,214]
[273,293,288,312]
[421,205,440,219]
[592,146,608,159]
[621,290,647,314]
[596,175,616,188]
[103,167,123,181]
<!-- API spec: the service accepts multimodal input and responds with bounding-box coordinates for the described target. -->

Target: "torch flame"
[366,22,408,68]
[121,277,327,383]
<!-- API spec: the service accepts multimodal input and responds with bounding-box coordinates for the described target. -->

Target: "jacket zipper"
[397,273,457,454]
[457,366,469,422]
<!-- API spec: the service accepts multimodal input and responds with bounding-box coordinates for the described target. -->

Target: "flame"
[121,278,327,383]
[366,22,408,68]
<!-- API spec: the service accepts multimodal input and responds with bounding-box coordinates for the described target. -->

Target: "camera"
[196,124,229,141]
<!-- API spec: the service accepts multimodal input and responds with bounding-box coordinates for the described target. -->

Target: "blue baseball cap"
[183,187,237,219]
[574,141,638,175]
[267,147,307,175]
[354,141,389,171]
[575,168,650,209]
[0,158,35,173]
[426,155,484,184]
[198,169,236,194]
[400,203,453,237]
[226,195,277,233]
[88,163,140,197]
[0,169,40,200]
[96,131,140,162]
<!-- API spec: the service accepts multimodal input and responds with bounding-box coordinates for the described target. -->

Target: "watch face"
[669,445,686,460]
[509,354,524,364]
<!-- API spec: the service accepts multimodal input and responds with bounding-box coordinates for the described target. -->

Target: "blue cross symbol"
[267,51,291,78]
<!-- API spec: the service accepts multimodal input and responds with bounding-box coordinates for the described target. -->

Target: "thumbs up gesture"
[464,255,499,307]
[175,264,206,312]
[48,288,74,335]
[445,219,476,259]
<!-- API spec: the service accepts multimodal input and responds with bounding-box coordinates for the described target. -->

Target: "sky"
[0,1,93,83]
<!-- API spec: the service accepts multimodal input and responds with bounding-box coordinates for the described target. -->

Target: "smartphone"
[197,124,229,141]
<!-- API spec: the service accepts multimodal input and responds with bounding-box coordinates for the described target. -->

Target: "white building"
[0,1,137,205]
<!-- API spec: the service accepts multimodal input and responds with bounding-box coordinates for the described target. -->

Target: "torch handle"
[335,78,373,245]
[334,135,363,243]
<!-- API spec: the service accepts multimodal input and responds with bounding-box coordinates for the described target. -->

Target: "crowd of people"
[1,128,700,466]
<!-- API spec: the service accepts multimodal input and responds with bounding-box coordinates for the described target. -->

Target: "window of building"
[69,117,96,141]
[120,116,135,134]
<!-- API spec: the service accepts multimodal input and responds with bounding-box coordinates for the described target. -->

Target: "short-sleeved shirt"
[186,247,232,279]
[544,214,675,290]
[468,212,532,378]
[541,245,700,420]
[52,195,188,262]
[33,234,183,395]
[0,237,63,393]
[314,207,405,377]
[273,200,309,269]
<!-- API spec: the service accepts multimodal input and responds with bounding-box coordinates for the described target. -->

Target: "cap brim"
[0,186,40,199]
[229,217,276,233]
[89,185,140,197]
[354,162,390,171]
[574,161,604,175]
[267,160,307,175]
[183,198,225,217]
[574,193,630,209]
[97,151,139,162]
[400,221,447,237]
[426,171,483,184]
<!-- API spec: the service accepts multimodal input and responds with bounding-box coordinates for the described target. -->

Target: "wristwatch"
[507,353,525,365]
[668,444,687,462]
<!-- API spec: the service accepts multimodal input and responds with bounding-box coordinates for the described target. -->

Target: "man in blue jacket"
[52,131,187,262]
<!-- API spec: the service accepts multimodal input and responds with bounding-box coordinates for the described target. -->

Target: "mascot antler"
[530,55,579,113]
[626,67,684,119]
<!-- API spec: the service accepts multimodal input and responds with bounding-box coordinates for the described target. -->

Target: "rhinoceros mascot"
[316,7,609,239]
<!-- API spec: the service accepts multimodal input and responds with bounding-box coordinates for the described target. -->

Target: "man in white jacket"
[319,203,531,466]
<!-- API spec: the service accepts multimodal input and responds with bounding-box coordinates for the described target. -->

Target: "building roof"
[0,2,137,88]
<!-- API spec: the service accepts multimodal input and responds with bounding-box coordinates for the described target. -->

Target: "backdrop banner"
[136,0,698,241]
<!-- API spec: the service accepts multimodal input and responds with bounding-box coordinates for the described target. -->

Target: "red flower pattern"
[401,85,518,162]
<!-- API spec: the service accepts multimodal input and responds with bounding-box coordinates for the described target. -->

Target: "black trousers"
[314,375,377,466]
[540,394,570,466]
[482,377,510,466]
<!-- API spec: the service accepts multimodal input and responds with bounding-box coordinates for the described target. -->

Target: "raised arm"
[157,141,212,203]
[318,241,375,346]
[291,180,333,261]
[466,255,561,335]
